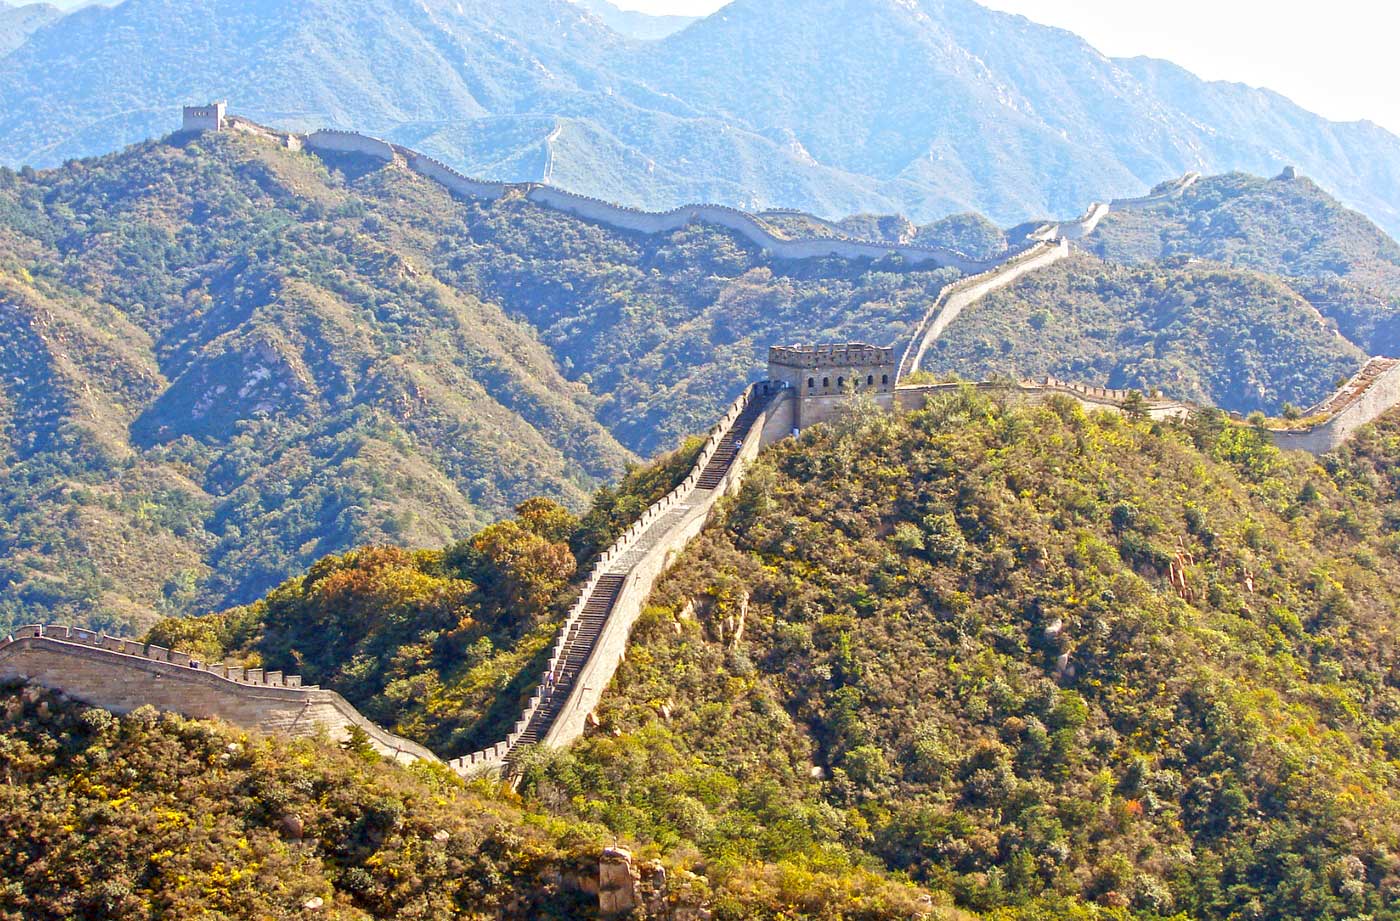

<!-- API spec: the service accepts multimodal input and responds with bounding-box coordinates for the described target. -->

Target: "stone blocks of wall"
[895,380,1192,421]
[1109,172,1202,209]
[289,124,1004,271]
[303,130,396,162]
[453,383,779,774]
[0,629,437,765]
[537,383,780,750]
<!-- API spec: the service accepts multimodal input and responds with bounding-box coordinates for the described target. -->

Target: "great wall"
[296,127,1006,273]
[3,111,1399,788]
[0,625,437,764]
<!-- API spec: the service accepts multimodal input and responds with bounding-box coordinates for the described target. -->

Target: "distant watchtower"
[182,101,227,133]
[768,343,896,430]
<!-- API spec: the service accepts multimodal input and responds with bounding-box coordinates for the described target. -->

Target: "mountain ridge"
[3,0,1400,237]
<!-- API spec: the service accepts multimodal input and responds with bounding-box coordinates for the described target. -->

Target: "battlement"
[0,625,437,765]
[2,624,308,688]
[182,102,226,133]
[768,343,894,369]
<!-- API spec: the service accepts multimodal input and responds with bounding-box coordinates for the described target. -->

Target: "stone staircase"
[501,391,774,772]
[507,573,627,758]
[695,397,766,489]
[453,382,783,777]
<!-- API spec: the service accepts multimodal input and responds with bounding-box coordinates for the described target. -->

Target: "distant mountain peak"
[1,0,1399,238]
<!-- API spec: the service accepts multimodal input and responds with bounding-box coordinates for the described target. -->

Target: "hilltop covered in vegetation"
[925,251,1364,413]
[520,395,1400,920]
[924,171,1400,411]
[160,393,1400,919]
[1088,171,1400,353]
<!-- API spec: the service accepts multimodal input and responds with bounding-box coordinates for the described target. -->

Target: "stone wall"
[897,239,1070,380]
[302,129,397,162]
[896,379,1192,421]
[1031,201,1112,242]
[454,382,784,773]
[0,626,437,764]
[1269,358,1400,453]
[280,122,1056,273]
[542,382,787,748]
[182,102,226,133]
[1109,171,1202,209]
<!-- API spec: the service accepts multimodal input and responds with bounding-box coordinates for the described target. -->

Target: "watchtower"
[768,343,896,430]
[182,101,227,133]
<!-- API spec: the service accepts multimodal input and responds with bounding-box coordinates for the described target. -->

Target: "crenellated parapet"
[0,625,438,765]
[451,381,788,776]
[1109,171,1202,209]
[895,378,1193,421]
[1268,358,1400,453]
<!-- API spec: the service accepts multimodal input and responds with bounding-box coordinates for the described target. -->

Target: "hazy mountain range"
[572,0,696,39]
[0,0,1398,237]
[0,1,59,55]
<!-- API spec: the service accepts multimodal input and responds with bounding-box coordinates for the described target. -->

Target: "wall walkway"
[0,626,437,764]
[451,381,784,776]
[1,384,790,781]
[1268,358,1400,453]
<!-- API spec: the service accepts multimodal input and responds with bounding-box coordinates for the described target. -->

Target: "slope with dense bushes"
[518,395,1400,920]
[924,251,1365,413]
[1087,172,1400,353]
[152,392,1400,920]
[1,128,1389,637]
[0,129,961,632]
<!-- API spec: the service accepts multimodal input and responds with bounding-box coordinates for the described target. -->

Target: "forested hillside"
[924,251,1365,413]
[0,2,58,57]
[157,393,1400,919]
[923,171,1400,406]
[0,130,966,632]
[533,396,1400,919]
[0,129,1388,634]
[0,687,607,920]
[1088,172,1400,354]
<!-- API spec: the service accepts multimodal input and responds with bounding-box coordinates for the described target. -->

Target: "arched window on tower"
[808,377,815,389]
[837,376,845,389]
[867,375,874,386]
[823,377,830,388]
[882,374,889,386]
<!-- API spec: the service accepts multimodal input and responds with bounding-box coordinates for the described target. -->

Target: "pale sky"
[611,0,1400,137]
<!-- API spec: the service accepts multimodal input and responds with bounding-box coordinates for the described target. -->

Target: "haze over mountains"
[2,0,1400,237]
[0,1,59,56]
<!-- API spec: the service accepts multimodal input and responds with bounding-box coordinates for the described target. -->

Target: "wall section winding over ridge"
[0,383,786,780]
[0,626,438,764]
[452,381,784,775]
[1269,358,1400,453]
[896,239,1070,381]
[301,129,1010,272]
